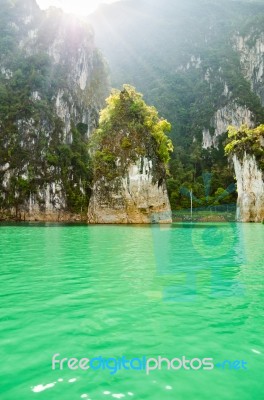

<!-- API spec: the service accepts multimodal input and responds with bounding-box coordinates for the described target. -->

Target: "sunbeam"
[36,0,118,16]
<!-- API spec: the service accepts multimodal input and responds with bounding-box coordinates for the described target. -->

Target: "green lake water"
[0,223,263,400]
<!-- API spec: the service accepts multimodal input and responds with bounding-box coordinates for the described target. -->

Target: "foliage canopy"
[225,124,264,171]
[90,85,173,182]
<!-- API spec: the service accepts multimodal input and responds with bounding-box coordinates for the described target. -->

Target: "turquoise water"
[0,223,263,399]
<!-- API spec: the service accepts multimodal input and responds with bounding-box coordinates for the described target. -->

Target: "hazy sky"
[36,0,119,16]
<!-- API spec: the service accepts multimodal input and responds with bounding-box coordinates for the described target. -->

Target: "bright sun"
[36,0,117,16]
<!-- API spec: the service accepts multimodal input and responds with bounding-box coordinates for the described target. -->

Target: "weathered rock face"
[235,33,264,105]
[0,186,79,222]
[233,154,264,222]
[0,0,108,221]
[202,102,254,149]
[88,157,172,224]
[229,31,264,222]
[199,29,264,222]
[202,29,264,150]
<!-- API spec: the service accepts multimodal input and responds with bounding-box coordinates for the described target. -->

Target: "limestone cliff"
[233,154,264,222]
[230,29,264,222]
[199,29,264,221]
[235,33,264,105]
[88,157,172,224]
[87,85,172,224]
[225,125,264,222]
[202,102,254,149]
[0,0,108,221]
[202,28,264,150]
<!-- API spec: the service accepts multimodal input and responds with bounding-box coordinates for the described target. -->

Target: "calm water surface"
[0,223,263,400]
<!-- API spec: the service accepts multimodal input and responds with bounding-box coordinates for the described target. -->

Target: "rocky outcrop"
[229,32,264,222]
[202,30,264,150]
[235,33,264,105]
[202,102,254,149]
[0,0,108,221]
[87,84,173,224]
[233,154,264,222]
[0,187,83,222]
[16,5,107,140]
[88,157,172,224]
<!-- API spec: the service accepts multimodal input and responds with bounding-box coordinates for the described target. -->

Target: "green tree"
[225,124,264,171]
[90,84,173,180]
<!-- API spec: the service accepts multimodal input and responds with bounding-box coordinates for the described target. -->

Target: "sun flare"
[37,0,117,16]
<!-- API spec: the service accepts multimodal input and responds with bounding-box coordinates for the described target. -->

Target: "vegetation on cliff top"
[225,124,264,171]
[90,84,173,181]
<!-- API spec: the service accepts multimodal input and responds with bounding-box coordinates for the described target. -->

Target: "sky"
[36,0,119,16]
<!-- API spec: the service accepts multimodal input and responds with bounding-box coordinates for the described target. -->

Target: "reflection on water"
[0,223,263,400]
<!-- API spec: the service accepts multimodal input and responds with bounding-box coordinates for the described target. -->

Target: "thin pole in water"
[190,189,193,220]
